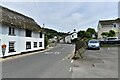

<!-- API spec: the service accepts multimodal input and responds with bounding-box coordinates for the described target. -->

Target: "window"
[72,35,74,38]
[9,42,15,52]
[9,27,15,35]
[40,32,43,38]
[113,24,116,28]
[26,42,31,49]
[26,30,32,37]
[34,42,37,48]
[39,42,42,47]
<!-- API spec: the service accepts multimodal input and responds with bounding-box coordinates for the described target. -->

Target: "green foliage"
[43,28,67,39]
[108,30,115,37]
[86,28,96,34]
[101,32,109,37]
[101,30,116,38]
[78,30,86,38]
[85,32,92,38]
[44,35,48,48]
[77,28,96,39]
[71,38,78,43]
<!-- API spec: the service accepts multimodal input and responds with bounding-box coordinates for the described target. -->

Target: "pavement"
[72,47,118,78]
[0,47,54,62]
[2,44,75,78]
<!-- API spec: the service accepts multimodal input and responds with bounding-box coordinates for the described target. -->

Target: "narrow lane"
[2,44,75,78]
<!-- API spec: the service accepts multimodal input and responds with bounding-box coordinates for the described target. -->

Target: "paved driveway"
[72,47,118,78]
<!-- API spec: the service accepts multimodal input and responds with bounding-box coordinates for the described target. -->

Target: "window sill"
[8,34,16,36]
[8,51,16,53]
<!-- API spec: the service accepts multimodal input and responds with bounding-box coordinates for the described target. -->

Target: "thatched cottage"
[0,6,45,57]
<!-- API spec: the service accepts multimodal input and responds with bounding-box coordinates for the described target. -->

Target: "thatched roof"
[99,18,120,25]
[0,6,42,32]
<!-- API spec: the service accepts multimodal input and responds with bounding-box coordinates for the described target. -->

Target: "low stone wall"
[73,41,86,60]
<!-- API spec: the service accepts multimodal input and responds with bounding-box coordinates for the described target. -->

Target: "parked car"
[100,37,120,44]
[87,39,100,50]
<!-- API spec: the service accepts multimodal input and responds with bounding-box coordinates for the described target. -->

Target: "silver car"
[87,39,100,50]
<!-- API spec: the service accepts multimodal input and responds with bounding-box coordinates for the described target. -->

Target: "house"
[64,31,77,43]
[0,6,45,57]
[97,18,120,40]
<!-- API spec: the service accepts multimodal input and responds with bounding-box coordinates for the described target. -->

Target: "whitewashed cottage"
[0,6,45,57]
[65,30,77,43]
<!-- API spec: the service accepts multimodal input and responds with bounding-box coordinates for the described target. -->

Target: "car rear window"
[89,40,99,43]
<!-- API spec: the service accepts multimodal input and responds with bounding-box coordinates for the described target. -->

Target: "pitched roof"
[99,18,120,25]
[0,6,42,32]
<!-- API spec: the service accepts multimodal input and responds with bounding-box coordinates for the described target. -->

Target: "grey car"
[87,39,100,50]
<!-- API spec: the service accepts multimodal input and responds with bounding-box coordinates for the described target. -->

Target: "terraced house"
[97,18,120,40]
[0,6,45,57]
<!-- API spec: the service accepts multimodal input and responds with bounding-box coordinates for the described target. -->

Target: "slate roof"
[0,6,42,32]
[99,18,120,25]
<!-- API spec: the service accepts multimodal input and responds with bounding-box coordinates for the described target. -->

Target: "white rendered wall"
[71,32,77,40]
[98,23,119,39]
[65,35,71,43]
[0,25,44,57]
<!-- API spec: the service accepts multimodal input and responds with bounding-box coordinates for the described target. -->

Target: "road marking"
[54,52,60,54]
[71,60,74,63]
[62,58,65,61]
[108,47,110,50]
[44,52,50,54]
[69,67,73,72]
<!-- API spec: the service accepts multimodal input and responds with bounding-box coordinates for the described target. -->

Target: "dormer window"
[9,27,15,36]
[113,24,116,28]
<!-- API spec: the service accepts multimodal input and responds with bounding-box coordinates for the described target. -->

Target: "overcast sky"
[0,2,118,33]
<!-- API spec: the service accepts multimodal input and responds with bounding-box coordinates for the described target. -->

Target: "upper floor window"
[113,24,116,28]
[26,30,32,37]
[40,32,43,38]
[9,27,15,35]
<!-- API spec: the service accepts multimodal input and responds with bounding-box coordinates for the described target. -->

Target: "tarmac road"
[72,47,118,78]
[2,44,75,78]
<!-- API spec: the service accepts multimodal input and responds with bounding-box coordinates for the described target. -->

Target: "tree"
[86,28,96,34]
[86,28,96,38]
[108,30,116,37]
[101,32,109,38]
[77,30,86,38]
[85,32,91,38]
[44,35,48,48]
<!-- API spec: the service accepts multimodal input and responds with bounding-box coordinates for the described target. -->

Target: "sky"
[0,1,119,33]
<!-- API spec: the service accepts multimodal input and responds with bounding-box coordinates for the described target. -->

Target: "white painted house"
[65,31,77,43]
[0,6,44,57]
[97,18,120,40]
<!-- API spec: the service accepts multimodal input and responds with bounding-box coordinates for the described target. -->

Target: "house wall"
[64,32,77,44]
[0,24,1,57]
[0,24,44,57]
[71,32,77,40]
[65,35,71,43]
[98,23,119,39]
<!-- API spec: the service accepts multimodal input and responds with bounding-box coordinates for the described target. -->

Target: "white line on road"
[71,60,74,63]
[62,58,65,61]
[69,67,73,72]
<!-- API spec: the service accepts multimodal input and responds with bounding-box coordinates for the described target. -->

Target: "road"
[2,44,75,78]
[72,47,118,78]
